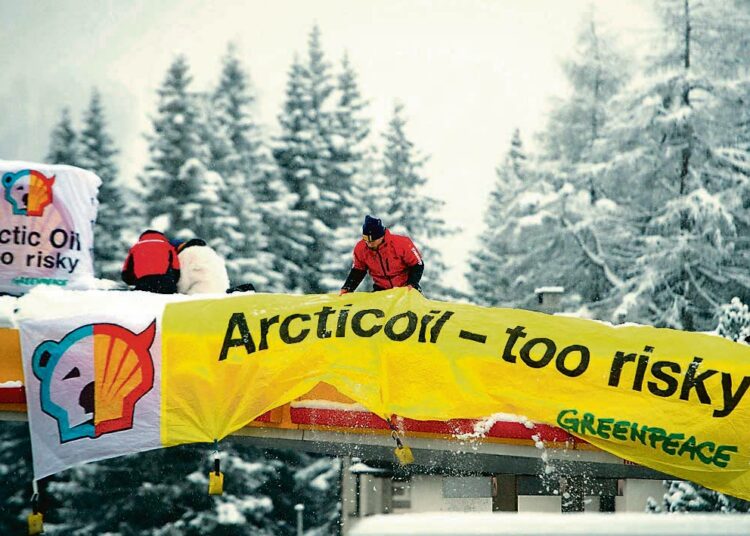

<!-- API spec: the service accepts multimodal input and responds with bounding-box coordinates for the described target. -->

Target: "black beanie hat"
[362,215,386,241]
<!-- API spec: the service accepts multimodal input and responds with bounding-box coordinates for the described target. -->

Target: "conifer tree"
[274,25,344,293]
[141,55,204,232]
[580,0,750,329]
[78,90,130,280]
[209,46,282,290]
[467,129,528,306]
[648,480,750,512]
[46,107,79,166]
[273,55,317,292]
[717,297,750,342]
[380,103,453,294]
[485,14,629,312]
[320,53,371,291]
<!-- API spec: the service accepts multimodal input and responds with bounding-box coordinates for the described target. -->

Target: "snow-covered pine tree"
[78,90,132,280]
[717,297,750,342]
[141,55,205,233]
[208,46,281,290]
[541,9,629,168]
[380,102,454,296]
[320,53,371,291]
[170,157,238,273]
[583,0,750,330]
[46,107,79,166]
[466,129,529,306]
[477,14,630,312]
[648,480,750,513]
[274,26,344,294]
[273,55,318,293]
[0,422,33,534]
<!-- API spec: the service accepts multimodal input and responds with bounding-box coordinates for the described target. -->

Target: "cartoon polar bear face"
[2,169,55,216]
[33,327,97,442]
[32,322,156,443]
[3,172,30,212]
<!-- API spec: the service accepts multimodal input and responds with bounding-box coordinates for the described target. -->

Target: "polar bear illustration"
[2,169,55,216]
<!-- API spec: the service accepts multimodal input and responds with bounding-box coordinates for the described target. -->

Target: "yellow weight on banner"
[162,288,750,500]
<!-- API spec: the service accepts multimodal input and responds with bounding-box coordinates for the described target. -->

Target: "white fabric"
[0,160,100,296]
[177,245,230,294]
[17,288,174,479]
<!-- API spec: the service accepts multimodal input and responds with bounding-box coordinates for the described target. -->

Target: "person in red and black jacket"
[121,230,180,294]
[340,215,424,295]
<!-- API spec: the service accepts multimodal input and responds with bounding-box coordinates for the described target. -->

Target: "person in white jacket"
[176,238,230,295]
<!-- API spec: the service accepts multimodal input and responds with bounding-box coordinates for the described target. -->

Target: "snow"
[290,399,369,411]
[0,295,18,327]
[0,380,22,388]
[454,413,535,441]
[216,502,246,524]
[534,287,564,294]
[349,512,750,535]
[14,285,191,322]
[594,198,618,213]
[349,462,390,475]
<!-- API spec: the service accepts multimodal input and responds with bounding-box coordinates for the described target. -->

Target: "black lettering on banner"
[502,326,527,363]
[279,313,311,344]
[555,344,590,377]
[258,315,280,351]
[680,357,717,404]
[429,311,454,343]
[608,351,637,387]
[384,311,418,342]
[336,305,352,338]
[647,361,681,397]
[0,252,13,265]
[351,309,384,337]
[314,306,336,339]
[459,330,487,344]
[715,374,750,418]
[418,310,441,343]
[49,228,68,249]
[633,349,652,391]
[219,312,255,361]
[519,338,556,369]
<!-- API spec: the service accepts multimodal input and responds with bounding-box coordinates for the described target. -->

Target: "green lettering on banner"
[555,409,738,469]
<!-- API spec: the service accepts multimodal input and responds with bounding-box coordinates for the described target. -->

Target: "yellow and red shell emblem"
[32,321,156,442]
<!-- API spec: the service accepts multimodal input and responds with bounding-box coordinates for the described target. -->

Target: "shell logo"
[2,169,55,217]
[32,321,156,443]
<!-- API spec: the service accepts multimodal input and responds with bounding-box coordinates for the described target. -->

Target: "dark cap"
[362,215,385,241]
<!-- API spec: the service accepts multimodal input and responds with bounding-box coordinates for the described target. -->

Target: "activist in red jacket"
[340,216,424,294]
[121,230,180,294]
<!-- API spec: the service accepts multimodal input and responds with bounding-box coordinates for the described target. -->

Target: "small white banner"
[0,161,100,296]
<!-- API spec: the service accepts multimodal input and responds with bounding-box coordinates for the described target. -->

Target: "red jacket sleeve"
[352,243,366,271]
[400,237,423,267]
[121,252,136,285]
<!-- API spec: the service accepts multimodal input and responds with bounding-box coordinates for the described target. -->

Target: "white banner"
[18,289,169,479]
[0,161,100,296]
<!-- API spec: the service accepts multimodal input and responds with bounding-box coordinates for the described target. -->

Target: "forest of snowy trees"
[468,0,750,334]
[5,0,750,532]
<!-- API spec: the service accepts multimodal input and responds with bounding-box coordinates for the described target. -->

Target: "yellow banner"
[162,289,750,500]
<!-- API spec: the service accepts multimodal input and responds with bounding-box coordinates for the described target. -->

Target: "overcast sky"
[0,0,657,291]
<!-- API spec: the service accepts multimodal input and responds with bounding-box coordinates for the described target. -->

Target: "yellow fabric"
[162,288,750,500]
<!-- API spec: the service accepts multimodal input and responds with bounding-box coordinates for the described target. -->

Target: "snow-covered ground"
[349,512,750,535]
